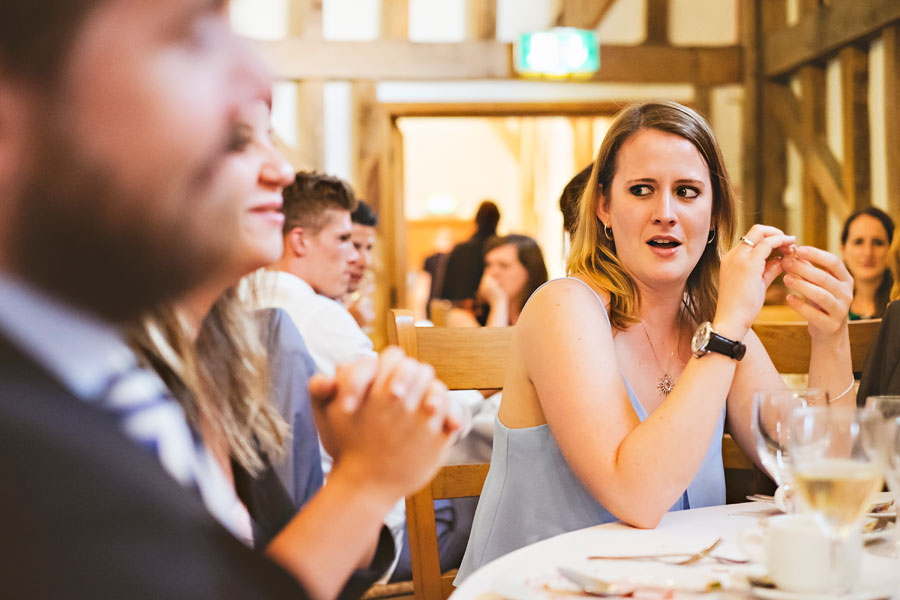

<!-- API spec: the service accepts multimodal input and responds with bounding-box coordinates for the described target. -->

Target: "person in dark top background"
[441,201,501,305]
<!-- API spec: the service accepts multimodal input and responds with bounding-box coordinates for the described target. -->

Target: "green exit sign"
[515,28,600,79]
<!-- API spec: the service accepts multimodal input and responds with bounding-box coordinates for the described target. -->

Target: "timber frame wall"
[252,0,900,345]
[258,0,743,346]
[741,0,900,248]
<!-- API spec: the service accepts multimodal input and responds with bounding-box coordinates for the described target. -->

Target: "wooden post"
[352,82,395,349]
[466,0,496,40]
[743,0,787,231]
[799,65,828,247]
[288,0,325,171]
[381,0,408,39]
[884,24,900,217]
[290,0,323,39]
[519,118,539,235]
[557,0,617,29]
[571,117,594,173]
[645,0,669,46]
[693,84,712,120]
[840,44,871,211]
[740,0,762,228]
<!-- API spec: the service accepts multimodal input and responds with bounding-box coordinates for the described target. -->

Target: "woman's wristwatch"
[691,321,746,361]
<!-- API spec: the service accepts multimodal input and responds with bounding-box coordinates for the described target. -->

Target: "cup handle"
[738,527,766,564]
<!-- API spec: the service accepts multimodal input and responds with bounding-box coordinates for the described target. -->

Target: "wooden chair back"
[388,309,513,391]
[386,309,506,600]
[428,299,452,328]
[752,319,881,374]
[722,319,883,501]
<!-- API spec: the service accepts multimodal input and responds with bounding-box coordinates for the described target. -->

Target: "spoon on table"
[558,566,723,597]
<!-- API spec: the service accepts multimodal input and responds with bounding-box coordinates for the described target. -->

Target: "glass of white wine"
[788,406,886,593]
[752,389,827,508]
[863,397,900,558]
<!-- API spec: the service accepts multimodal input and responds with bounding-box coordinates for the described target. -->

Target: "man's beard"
[7,117,239,322]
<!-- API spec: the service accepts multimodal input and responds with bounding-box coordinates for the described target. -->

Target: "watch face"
[692,321,712,354]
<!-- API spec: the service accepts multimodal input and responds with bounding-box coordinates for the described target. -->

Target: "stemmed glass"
[863,396,900,557]
[752,389,827,509]
[788,406,886,593]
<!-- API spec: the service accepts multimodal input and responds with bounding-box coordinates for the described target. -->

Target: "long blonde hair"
[130,286,287,476]
[566,101,737,331]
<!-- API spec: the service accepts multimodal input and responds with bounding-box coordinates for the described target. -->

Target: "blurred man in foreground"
[0,2,455,597]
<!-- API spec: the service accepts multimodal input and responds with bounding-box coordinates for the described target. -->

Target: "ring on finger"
[740,236,755,249]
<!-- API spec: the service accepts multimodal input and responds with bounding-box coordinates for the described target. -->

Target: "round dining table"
[452,500,900,600]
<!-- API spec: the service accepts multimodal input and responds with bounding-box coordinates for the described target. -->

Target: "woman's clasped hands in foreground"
[456,101,855,580]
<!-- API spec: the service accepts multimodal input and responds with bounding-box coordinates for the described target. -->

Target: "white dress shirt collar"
[0,274,134,399]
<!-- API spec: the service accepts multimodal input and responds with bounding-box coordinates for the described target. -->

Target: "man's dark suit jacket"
[0,331,307,598]
[857,300,900,405]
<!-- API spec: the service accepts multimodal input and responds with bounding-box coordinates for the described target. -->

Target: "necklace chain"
[641,323,675,396]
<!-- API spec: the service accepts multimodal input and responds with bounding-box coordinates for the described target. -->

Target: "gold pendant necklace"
[641,323,675,396]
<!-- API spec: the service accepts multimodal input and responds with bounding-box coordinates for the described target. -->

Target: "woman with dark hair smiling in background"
[447,234,548,328]
[840,206,894,320]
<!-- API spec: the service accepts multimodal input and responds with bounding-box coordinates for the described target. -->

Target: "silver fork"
[587,538,745,566]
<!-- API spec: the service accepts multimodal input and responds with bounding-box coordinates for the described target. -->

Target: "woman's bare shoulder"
[520,277,610,323]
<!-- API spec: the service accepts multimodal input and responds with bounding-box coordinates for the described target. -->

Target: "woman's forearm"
[265,460,396,600]
[809,324,855,406]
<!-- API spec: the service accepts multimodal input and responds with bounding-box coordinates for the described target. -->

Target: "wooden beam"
[381,0,408,39]
[571,117,594,171]
[645,0,669,46]
[487,121,521,158]
[800,65,827,247]
[692,84,711,120]
[741,0,786,229]
[557,0,617,29]
[886,24,900,217]
[760,85,788,231]
[252,38,741,84]
[591,45,741,83]
[387,121,407,311]
[289,0,322,39]
[519,119,539,235]
[466,0,496,40]
[295,81,326,171]
[840,44,871,211]
[380,101,624,118]
[352,82,392,348]
[764,0,900,77]
[768,82,849,220]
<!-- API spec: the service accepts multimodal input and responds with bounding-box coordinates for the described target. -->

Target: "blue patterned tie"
[96,360,248,538]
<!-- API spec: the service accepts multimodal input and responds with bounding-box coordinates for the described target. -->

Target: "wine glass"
[752,389,827,507]
[865,395,900,419]
[788,406,886,593]
[862,396,900,558]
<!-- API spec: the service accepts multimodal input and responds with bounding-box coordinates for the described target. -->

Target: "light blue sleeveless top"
[455,278,726,582]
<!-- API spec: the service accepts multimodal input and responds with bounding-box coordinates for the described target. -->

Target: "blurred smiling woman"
[840,206,894,320]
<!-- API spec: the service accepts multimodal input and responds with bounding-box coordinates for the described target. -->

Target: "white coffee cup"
[739,514,862,593]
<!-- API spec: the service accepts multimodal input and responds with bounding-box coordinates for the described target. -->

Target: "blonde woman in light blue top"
[457,101,857,580]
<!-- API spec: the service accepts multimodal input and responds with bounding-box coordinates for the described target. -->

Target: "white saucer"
[751,551,900,600]
[752,586,895,600]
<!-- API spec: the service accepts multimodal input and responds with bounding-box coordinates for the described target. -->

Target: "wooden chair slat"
[431,464,490,500]
[752,318,880,374]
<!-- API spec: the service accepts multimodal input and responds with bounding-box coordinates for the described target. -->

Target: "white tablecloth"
[452,500,900,600]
